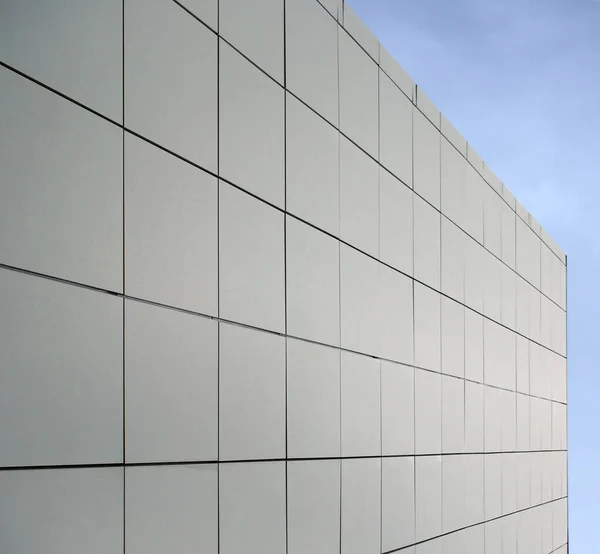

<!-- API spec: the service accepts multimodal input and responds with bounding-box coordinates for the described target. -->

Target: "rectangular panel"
[287,339,341,458]
[0,468,123,554]
[126,465,218,554]
[286,94,340,236]
[219,462,286,554]
[125,0,217,171]
[219,324,286,460]
[288,460,341,554]
[219,41,285,206]
[0,0,122,120]
[0,68,122,291]
[219,183,285,332]
[125,134,218,314]
[286,217,340,345]
[125,300,218,463]
[339,30,379,156]
[0,269,122,467]
[286,0,338,124]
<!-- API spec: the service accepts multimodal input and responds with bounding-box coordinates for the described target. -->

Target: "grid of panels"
[0,0,567,553]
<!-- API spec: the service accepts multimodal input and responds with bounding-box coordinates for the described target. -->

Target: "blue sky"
[349,0,600,549]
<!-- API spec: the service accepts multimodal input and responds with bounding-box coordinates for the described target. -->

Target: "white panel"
[286,93,339,236]
[341,351,381,457]
[219,184,285,332]
[484,454,502,520]
[552,402,567,451]
[340,136,379,257]
[380,45,415,100]
[125,135,218,314]
[484,386,503,453]
[529,397,542,452]
[483,183,502,258]
[341,458,381,554]
[500,389,517,452]
[340,246,380,356]
[502,453,517,515]
[483,164,503,195]
[219,324,286,460]
[463,164,484,244]
[415,283,441,372]
[0,0,122,120]
[441,115,467,157]
[516,335,530,395]
[441,297,465,378]
[380,167,414,275]
[442,455,466,532]
[502,514,517,554]
[441,137,466,226]
[287,460,341,554]
[501,264,517,329]
[464,455,484,525]
[220,42,284,206]
[125,0,217,170]
[442,375,464,453]
[443,530,465,554]
[415,369,442,454]
[542,503,554,553]
[219,462,286,554]
[516,453,530,510]
[339,30,379,157]
[541,452,553,503]
[286,217,340,345]
[464,525,485,554]
[483,251,503,323]
[416,88,441,128]
[378,264,415,364]
[465,309,484,382]
[516,394,530,452]
[0,69,122,291]
[125,301,217,463]
[286,0,338,124]
[343,4,379,61]
[0,468,123,554]
[416,456,442,541]
[414,195,442,290]
[515,275,531,338]
[382,457,416,550]
[126,465,217,554]
[541,242,559,303]
[466,144,484,174]
[414,109,441,208]
[465,381,484,452]
[501,201,516,269]
[380,71,413,186]
[381,361,414,455]
[220,0,284,82]
[417,538,443,554]
[0,270,122,467]
[318,0,341,19]
[484,319,516,391]
[516,217,541,289]
[464,237,485,313]
[441,217,465,303]
[287,339,340,458]
[178,0,217,30]
[503,184,516,211]
[530,453,542,506]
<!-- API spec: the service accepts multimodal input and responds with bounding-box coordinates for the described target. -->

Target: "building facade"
[0,0,567,552]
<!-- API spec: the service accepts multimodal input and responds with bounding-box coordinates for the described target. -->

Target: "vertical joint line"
[282,3,289,554]
[121,2,126,553]
[216,0,222,514]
